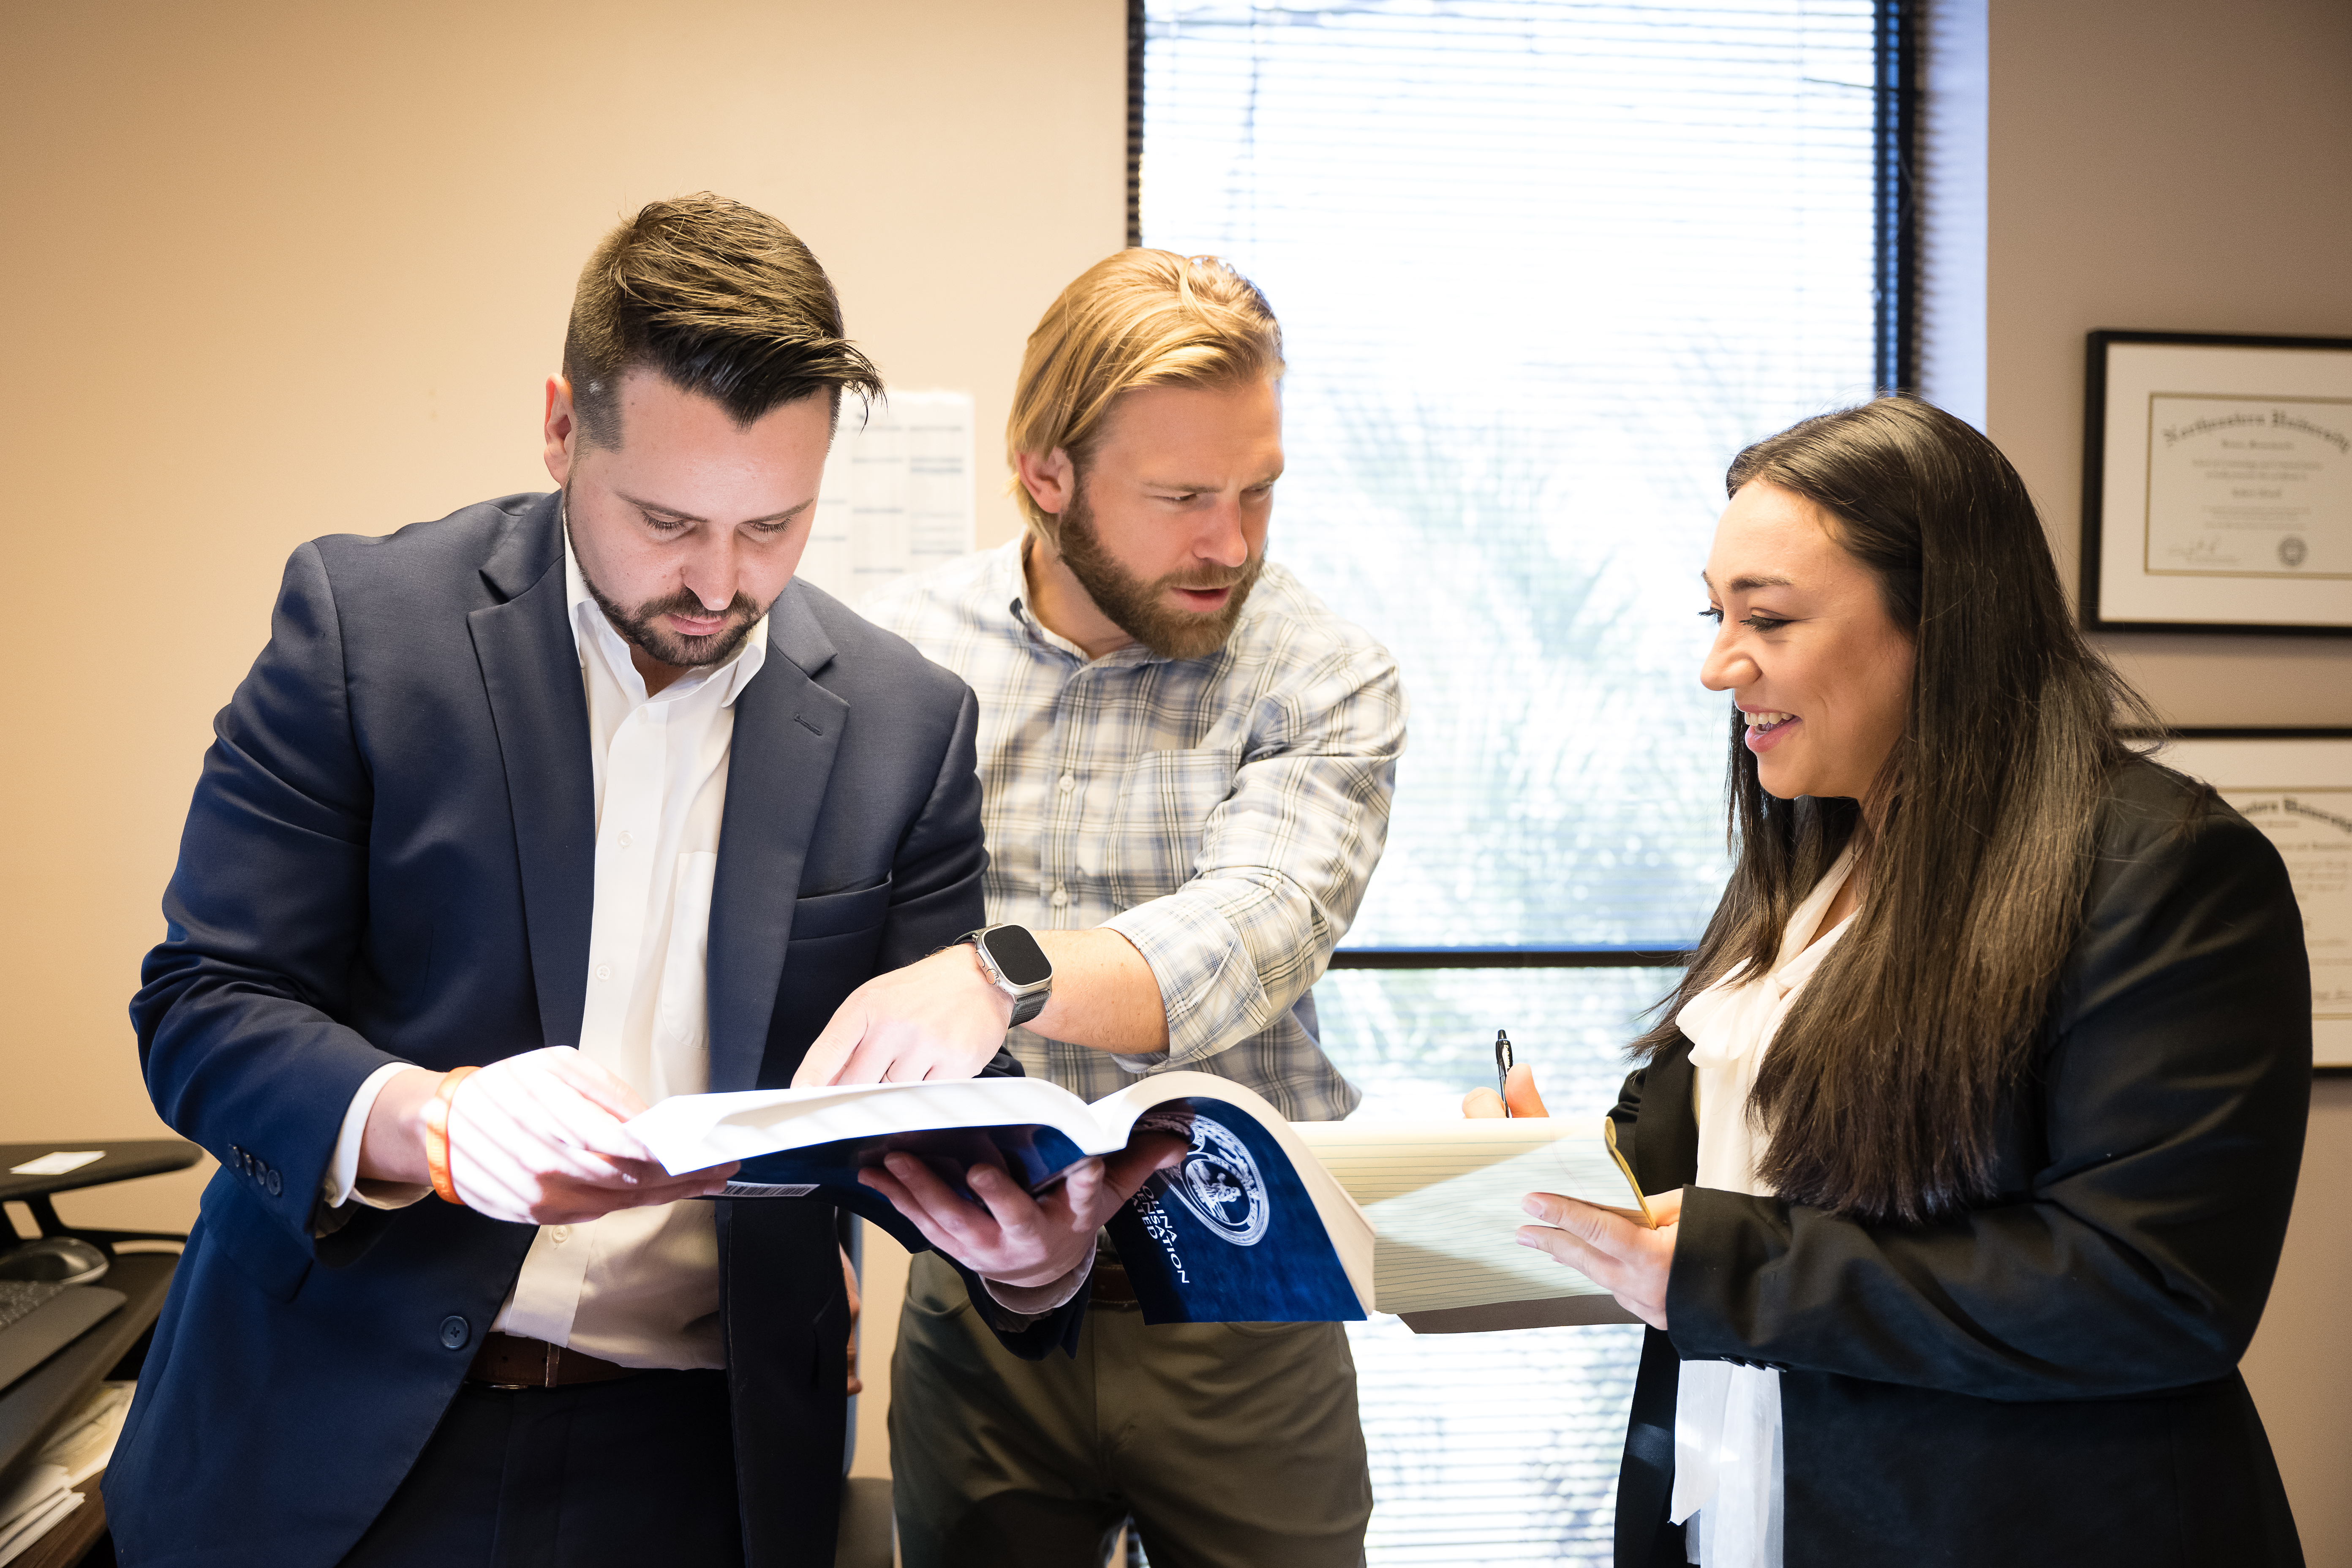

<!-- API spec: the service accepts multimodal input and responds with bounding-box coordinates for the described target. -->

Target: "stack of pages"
[630,1070,1650,1330]
[0,1381,132,1565]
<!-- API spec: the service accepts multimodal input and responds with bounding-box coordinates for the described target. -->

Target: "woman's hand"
[1462,1063,1549,1118]
[1464,1065,1679,1328]
[1518,1187,1682,1330]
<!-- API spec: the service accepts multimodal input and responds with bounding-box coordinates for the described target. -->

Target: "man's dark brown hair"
[563,193,884,447]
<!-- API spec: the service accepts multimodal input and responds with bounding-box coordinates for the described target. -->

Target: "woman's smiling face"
[1701,481,1916,805]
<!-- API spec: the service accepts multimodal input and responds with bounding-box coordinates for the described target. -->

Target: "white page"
[0,1484,79,1567]
[628,1075,1103,1173]
[1293,1119,1643,1315]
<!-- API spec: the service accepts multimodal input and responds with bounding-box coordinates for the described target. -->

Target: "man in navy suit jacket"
[108,194,1176,1568]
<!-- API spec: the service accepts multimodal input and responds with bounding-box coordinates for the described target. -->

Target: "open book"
[627,1071,1649,1328]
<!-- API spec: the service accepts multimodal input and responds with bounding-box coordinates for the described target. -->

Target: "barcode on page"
[721,1181,819,1198]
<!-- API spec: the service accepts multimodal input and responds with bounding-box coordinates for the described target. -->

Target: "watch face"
[981,925,1053,987]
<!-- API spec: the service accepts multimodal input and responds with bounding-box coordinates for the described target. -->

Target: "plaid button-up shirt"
[863,538,1406,1122]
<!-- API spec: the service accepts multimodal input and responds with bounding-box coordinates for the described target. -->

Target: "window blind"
[1142,0,1881,952]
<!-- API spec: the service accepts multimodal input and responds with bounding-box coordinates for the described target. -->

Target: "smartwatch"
[957,924,1055,1028]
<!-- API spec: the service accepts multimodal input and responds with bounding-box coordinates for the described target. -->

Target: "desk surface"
[0,1143,201,1206]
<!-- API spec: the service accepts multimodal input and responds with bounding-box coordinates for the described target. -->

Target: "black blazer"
[1611,760,2310,1567]
[108,493,1076,1568]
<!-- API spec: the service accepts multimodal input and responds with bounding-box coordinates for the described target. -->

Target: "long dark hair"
[1634,397,2159,1223]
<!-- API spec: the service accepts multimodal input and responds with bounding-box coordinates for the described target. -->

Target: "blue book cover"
[1102,1098,1362,1323]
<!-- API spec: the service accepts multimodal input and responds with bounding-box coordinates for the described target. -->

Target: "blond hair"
[1007,250,1284,537]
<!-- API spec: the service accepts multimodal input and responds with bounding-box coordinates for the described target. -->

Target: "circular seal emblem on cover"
[1162,1116,1271,1246]
[2280,535,2308,568]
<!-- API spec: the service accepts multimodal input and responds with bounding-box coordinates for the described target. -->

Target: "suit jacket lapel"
[706,583,847,1092]
[467,496,596,1051]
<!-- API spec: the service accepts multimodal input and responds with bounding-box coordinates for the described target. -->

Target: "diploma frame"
[2082,331,2352,634]
[2144,728,2352,1072]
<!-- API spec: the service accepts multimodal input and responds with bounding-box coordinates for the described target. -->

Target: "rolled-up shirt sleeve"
[1102,642,1405,1068]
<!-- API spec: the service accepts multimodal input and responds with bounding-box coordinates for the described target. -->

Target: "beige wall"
[0,0,1123,1482]
[1987,0,2352,1556]
[7,0,2347,1540]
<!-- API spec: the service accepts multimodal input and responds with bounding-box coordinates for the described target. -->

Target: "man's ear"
[1015,447,1075,522]
[544,375,580,485]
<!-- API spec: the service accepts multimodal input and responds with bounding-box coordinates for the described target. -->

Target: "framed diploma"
[2083,331,2352,634]
[2155,729,2352,1070]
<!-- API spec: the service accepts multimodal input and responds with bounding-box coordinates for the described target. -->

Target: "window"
[1138,3,1911,1560]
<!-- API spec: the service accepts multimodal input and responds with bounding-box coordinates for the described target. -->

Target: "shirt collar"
[998,533,1166,669]
[561,513,769,707]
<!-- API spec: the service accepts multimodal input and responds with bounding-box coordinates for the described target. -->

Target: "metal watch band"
[957,925,1052,1029]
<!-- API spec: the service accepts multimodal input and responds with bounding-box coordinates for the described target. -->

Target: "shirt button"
[617,830,634,848]
[1058,773,1076,793]
[596,964,613,981]
[549,1226,572,1245]
[1051,885,1068,909]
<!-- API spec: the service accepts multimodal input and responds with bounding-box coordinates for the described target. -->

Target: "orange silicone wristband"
[422,1065,482,1206]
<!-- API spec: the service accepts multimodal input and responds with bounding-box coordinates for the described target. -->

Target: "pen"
[1494,1029,1514,1117]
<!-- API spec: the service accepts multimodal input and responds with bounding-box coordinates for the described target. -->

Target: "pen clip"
[1494,1029,1514,1119]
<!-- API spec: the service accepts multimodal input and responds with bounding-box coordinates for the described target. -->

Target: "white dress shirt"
[1667,845,1857,1568]
[322,525,768,1370]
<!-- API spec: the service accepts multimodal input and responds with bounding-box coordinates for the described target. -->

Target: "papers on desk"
[798,390,976,604]
[0,1381,131,1565]
[5,1154,101,1178]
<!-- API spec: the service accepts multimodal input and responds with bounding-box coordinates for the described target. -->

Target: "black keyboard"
[0,1278,66,1332]
[0,1281,125,1394]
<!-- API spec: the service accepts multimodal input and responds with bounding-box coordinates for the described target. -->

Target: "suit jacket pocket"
[790,877,894,942]
[198,1168,313,1303]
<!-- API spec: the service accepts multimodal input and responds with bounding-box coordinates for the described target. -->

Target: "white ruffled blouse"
[1668,844,1858,1568]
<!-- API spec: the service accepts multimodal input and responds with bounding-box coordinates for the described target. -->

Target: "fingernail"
[1520,1196,1543,1216]
[1515,1231,1539,1247]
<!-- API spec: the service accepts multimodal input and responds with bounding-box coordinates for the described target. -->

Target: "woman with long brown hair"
[1475,397,2310,1566]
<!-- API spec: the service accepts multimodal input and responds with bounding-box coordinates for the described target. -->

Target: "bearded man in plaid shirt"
[790,250,1405,1567]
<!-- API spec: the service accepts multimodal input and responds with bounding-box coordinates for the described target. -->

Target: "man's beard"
[566,494,767,671]
[1052,482,1263,661]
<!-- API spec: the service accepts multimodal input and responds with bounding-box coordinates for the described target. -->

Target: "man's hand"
[795,930,1172,1088]
[360,1047,737,1225]
[857,1129,1190,1293]
[793,945,1013,1088]
[1517,1187,1682,1330]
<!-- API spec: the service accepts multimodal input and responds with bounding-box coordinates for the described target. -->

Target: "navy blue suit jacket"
[109,493,1073,1568]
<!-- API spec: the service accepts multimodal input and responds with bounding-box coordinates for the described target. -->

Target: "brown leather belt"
[468,1331,643,1388]
[1089,1261,1139,1306]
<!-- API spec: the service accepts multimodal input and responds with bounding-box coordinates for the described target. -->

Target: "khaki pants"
[889,1252,1372,1568]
